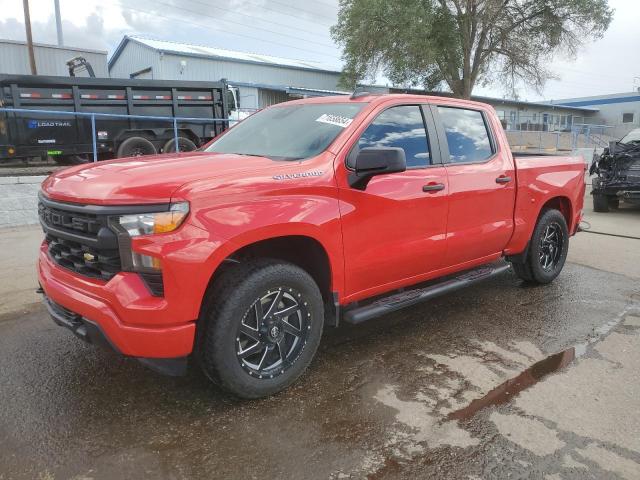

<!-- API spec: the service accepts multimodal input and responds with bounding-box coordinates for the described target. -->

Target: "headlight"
[117,202,189,237]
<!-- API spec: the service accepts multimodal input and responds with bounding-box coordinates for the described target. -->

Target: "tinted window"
[205,103,364,160]
[438,107,494,163]
[356,105,430,168]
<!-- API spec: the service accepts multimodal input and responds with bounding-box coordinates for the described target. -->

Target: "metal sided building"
[387,86,598,132]
[0,39,108,77]
[550,92,640,139]
[108,36,346,111]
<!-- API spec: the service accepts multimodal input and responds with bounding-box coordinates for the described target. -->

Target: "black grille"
[627,159,640,181]
[39,198,122,281]
[47,235,121,280]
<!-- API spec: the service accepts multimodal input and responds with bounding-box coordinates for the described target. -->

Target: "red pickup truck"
[38,94,585,398]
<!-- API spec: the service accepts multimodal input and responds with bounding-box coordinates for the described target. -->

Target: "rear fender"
[504,159,584,256]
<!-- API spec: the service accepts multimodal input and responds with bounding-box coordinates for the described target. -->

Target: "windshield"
[205,103,364,160]
[620,128,640,144]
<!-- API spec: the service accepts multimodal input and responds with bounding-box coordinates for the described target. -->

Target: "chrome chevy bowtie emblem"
[83,252,95,262]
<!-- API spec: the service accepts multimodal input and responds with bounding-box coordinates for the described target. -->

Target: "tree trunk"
[461,79,472,99]
[451,78,473,99]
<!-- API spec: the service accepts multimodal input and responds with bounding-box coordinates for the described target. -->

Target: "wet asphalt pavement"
[2,260,640,479]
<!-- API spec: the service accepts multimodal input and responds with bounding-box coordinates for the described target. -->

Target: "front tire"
[198,259,324,399]
[511,209,569,285]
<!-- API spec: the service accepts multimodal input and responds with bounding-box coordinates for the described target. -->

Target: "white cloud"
[0,0,637,101]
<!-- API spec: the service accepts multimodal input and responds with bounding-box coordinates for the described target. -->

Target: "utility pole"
[54,0,64,46]
[23,0,37,75]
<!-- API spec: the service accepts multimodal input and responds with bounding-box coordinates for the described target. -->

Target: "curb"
[0,175,47,185]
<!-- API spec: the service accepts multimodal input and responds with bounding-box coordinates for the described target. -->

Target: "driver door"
[336,103,449,301]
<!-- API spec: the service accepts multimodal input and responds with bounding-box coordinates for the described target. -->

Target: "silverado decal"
[273,171,324,180]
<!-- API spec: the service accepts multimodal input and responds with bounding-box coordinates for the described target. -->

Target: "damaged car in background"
[590,128,640,212]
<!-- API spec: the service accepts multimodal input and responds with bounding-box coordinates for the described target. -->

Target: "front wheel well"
[202,236,333,312]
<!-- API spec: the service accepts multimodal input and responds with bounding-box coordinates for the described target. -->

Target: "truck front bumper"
[38,245,195,375]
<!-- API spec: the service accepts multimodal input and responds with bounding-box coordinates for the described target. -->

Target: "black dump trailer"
[0,74,230,165]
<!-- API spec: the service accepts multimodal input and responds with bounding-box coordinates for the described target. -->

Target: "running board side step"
[343,263,512,325]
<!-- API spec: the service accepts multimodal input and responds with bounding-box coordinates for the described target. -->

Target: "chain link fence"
[499,114,625,153]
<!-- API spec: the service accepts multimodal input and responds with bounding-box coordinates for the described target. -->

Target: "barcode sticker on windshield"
[316,114,353,128]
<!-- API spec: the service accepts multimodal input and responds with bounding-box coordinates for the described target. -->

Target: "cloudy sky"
[1,0,638,101]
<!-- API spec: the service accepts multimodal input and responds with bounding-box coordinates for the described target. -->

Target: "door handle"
[423,183,445,192]
[495,176,512,184]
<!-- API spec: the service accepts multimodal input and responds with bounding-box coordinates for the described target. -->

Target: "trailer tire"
[116,136,156,158]
[592,193,609,212]
[163,137,198,153]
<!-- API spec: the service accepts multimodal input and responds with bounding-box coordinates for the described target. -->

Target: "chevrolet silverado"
[38,93,585,398]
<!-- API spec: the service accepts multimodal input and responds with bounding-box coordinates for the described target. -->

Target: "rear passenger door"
[431,104,516,266]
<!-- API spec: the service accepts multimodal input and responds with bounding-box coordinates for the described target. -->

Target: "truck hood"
[41,152,285,205]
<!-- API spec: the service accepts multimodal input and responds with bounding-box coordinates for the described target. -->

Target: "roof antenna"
[350,85,370,99]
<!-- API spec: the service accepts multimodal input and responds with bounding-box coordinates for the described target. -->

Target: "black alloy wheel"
[236,288,310,379]
[198,259,324,399]
[538,222,564,272]
[511,208,569,285]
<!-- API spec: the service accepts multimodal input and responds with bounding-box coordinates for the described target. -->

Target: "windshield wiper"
[235,153,303,161]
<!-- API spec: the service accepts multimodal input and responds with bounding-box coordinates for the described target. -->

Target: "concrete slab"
[0,225,43,317]
[568,233,640,279]
[582,182,640,238]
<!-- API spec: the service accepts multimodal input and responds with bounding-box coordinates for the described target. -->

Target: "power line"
[122,0,336,53]
[222,0,336,27]
[181,0,335,42]
[255,0,338,22]
[551,66,634,82]
[114,1,341,61]
[130,0,337,50]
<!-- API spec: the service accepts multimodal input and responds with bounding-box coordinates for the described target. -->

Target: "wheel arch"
[197,234,339,324]
[506,195,573,262]
[540,195,573,229]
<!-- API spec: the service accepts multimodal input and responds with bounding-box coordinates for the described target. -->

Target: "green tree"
[331,0,613,98]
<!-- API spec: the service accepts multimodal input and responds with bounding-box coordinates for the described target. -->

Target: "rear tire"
[593,193,609,212]
[511,209,569,285]
[116,136,156,158]
[198,259,324,399]
[163,137,198,153]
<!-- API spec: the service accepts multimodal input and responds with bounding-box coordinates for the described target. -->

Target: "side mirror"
[348,147,406,190]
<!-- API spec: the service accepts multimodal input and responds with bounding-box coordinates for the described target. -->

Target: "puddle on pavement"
[448,348,576,420]
[448,313,631,421]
